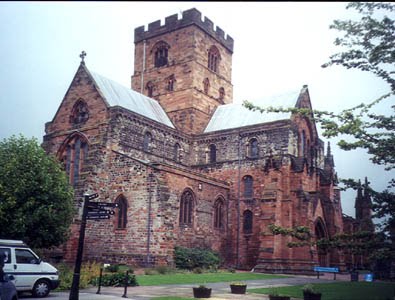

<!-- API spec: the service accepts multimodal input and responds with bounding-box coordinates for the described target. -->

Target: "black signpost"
[69,193,118,300]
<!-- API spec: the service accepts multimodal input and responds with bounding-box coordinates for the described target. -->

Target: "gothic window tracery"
[208,45,220,72]
[59,134,88,186]
[179,189,194,225]
[70,100,89,125]
[153,41,169,68]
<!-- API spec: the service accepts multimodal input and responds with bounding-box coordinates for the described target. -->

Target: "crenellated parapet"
[134,8,234,53]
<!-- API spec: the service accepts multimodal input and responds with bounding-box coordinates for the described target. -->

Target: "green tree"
[321,1,395,241]
[244,2,395,237]
[321,2,395,170]
[268,224,390,271]
[0,135,75,248]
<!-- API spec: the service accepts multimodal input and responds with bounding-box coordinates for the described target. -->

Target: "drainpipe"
[236,133,241,268]
[141,40,146,93]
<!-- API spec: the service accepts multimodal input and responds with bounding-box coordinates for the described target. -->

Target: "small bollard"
[96,267,103,294]
[122,270,129,298]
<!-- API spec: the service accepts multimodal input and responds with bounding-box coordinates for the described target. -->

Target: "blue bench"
[313,266,339,280]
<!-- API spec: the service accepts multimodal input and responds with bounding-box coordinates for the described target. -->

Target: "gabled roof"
[204,89,301,133]
[88,68,175,128]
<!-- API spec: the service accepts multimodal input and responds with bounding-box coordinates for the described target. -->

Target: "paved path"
[20,273,357,300]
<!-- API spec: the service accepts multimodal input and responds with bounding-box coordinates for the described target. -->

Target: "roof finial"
[357,179,363,198]
[327,141,331,156]
[80,51,87,64]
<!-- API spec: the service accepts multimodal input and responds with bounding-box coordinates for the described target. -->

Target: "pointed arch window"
[146,81,154,97]
[243,175,253,198]
[59,134,88,186]
[70,100,89,125]
[116,195,128,229]
[214,198,225,229]
[203,78,210,94]
[243,210,253,234]
[209,144,216,163]
[153,41,169,68]
[143,131,152,152]
[248,138,259,158]
[208,45,220,72]
[173,143,181,162]
[179,189,194,226]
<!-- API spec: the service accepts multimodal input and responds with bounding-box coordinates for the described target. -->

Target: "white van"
[0,239,60,298]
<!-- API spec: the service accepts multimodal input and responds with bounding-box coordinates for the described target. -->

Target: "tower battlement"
[134,8,234,53]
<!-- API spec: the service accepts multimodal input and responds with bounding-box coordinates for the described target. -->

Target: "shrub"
[193,267,203,274]
[105,264,119,273]
[56,261,101,290]
[90,272,138,287]
[80,261,101,287]
[57,263,73,290]
[174,246,220,270]
[228,267,236,273]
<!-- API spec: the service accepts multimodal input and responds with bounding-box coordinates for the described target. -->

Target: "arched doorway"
[315,218,329,266]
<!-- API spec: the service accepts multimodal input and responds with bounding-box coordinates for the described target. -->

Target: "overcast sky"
[0,1,393,218]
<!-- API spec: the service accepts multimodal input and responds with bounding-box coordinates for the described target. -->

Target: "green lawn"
[136,272,287,286]
[248,282,395,300]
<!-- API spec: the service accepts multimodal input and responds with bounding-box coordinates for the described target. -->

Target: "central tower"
[131,8,234,134]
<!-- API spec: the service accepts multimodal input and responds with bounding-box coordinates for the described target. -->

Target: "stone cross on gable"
[80,51,87,64]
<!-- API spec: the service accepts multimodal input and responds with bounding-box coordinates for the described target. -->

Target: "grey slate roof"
[204,89,300,133]
[90,71,175,128]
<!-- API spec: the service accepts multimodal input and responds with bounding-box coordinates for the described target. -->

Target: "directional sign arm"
[87,202,119,208]
[85,193,99,201]
[86,214,111,220]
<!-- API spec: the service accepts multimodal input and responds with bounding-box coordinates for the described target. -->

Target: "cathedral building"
[42,8,347,273]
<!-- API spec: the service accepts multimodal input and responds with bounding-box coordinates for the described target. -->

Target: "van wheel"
[32,279,50,298]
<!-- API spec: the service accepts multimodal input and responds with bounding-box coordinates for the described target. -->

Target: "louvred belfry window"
[154,41,170,68]
[208,45,220,72]
[59,134,88,186]
[179,189,194,225]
